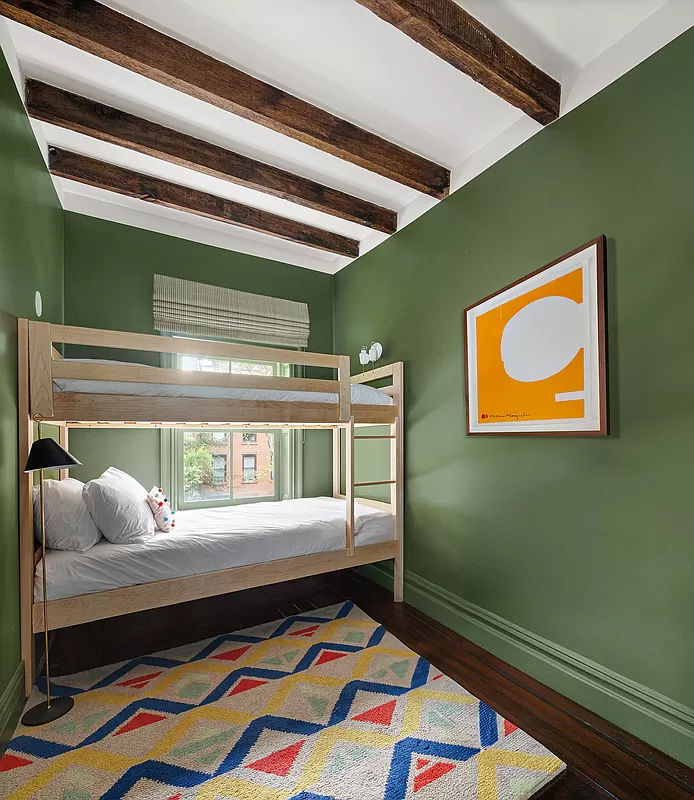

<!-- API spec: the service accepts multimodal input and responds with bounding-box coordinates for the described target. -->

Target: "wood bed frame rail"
[18,319,404,695]
[29,320,357,423]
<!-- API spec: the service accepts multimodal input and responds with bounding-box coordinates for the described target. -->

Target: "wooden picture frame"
[464,235,607,436]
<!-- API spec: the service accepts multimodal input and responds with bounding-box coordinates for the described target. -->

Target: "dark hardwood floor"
[44,571,694,800]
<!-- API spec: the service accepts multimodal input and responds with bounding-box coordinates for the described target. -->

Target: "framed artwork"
[464,235,607,436]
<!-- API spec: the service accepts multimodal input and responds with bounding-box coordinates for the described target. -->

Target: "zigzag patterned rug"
[1,602,564,799]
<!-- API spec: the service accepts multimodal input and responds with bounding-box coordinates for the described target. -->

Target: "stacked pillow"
[33,478,102,552]
[34,467,175,553]
[82,467,157,544]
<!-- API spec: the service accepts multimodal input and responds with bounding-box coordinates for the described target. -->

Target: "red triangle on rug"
[115,671,163,688]
[415,758,431,770]
[504,719,519,736]
[352,698,397,726]
[212,645,252,662]
[0,754,33,772]
[228,678,268,697]
[114,711,166,736]
[315,650,349,667]
[413,762,455,793]
[245,740,305,776]
[166,795,182,800]
[289,625,320,637]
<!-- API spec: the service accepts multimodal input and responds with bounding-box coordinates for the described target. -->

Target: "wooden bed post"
[18,319,35,694]
[345,418,355,557]
[58,426,69,480]
[332,427,341,499]
[337,355,351,421]
[391,363,405,602]
[28,320,54,420]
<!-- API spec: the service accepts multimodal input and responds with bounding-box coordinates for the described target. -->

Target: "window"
[179,354,276,377]
[242,454,257,482]
[212,453,227,484]
[169,349,293,509]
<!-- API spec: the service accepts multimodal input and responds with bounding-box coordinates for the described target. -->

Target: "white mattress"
[53,360,393,406]
[36,497,393,601]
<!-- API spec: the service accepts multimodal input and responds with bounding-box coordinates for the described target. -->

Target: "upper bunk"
[23,320,399,427]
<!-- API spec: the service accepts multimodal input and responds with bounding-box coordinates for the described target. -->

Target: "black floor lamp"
[21,417,82,727]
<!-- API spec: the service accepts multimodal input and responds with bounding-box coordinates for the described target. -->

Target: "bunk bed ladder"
[335,362,404,602]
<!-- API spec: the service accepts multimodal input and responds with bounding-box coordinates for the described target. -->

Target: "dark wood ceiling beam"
[26,80,398,235]
[0,0,450,198]
[49,148,359,258]
[355,0,560,124]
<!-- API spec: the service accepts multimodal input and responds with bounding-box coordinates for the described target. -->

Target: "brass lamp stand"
[21,416,81,727]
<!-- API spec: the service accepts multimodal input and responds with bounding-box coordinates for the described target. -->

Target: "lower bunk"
[32,497,397,633]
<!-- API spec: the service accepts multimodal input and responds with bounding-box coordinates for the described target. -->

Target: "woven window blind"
[153,274,310,349]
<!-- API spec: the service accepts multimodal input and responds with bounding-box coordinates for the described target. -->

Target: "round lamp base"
[22,696,74,727]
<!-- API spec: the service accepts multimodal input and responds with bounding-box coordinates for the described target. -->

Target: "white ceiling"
[2,0,691,273]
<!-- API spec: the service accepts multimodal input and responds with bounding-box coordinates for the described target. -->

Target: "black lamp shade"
[25,438,82,473]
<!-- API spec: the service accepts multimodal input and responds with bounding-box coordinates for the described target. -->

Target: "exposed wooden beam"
[355,0,560,124]
[49,148,360,258]
[0,0,450,197]
[26,80,398,235]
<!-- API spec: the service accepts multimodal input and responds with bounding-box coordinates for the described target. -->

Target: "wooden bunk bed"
[17,319,404,693]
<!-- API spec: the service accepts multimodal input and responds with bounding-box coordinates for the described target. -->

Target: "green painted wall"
[63,214,334,494]
[68,430,162,490]
[335,31,694,762]
[0,48,63,704]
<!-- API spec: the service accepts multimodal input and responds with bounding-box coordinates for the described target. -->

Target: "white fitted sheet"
[53,360,393,406]
[36,497,393,601]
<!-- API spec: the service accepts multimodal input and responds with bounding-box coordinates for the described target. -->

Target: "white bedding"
[53,360,393,406]
[36,497,393,601]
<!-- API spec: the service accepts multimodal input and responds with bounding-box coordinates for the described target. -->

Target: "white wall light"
[359,342,383,370]
[35,290,43,317]
[369,342,383,363]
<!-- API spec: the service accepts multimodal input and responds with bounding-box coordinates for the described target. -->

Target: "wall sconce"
[368,342,383,362]
[359,342,383,370]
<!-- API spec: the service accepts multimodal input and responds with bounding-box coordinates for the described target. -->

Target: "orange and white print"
[466,239,605,434]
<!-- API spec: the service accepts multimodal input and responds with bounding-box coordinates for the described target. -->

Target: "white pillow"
[82,467,156,544]
[33,478,102,552]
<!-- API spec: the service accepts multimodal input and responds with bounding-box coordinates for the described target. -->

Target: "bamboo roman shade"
[153,274,310,348]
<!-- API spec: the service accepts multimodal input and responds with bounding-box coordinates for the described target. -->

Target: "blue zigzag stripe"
[290,794,336,800]
[478,701,499,747]
[11,616,400,758]
[97,670,450,799]
[47,602,362,696]
[102,716,325,799]
[13,602,501,800]
[385,738,481,800]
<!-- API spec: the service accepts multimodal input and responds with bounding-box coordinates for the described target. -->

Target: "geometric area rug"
[0,602,565,799]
